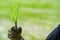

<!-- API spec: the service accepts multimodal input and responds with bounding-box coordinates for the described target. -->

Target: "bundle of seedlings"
[8,2,24,40]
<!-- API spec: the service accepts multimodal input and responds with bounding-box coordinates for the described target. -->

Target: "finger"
[8,33,16,38]
[11,27,16,31]
[8,30,11,33]
[17,27,22,34]
[8,33,13,36]
[8,30,16,34]
[8,27,17,33]
[18,27,22,31]
[8,33,12,38]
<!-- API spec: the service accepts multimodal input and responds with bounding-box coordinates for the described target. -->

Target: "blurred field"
[0,0,60,40]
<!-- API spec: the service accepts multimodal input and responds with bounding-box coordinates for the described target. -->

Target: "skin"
[8,26,24,40]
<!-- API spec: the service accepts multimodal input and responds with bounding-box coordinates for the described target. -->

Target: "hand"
[8,26,24,40]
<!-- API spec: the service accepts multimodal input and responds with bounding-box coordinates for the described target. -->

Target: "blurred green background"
[0,0,60,40]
